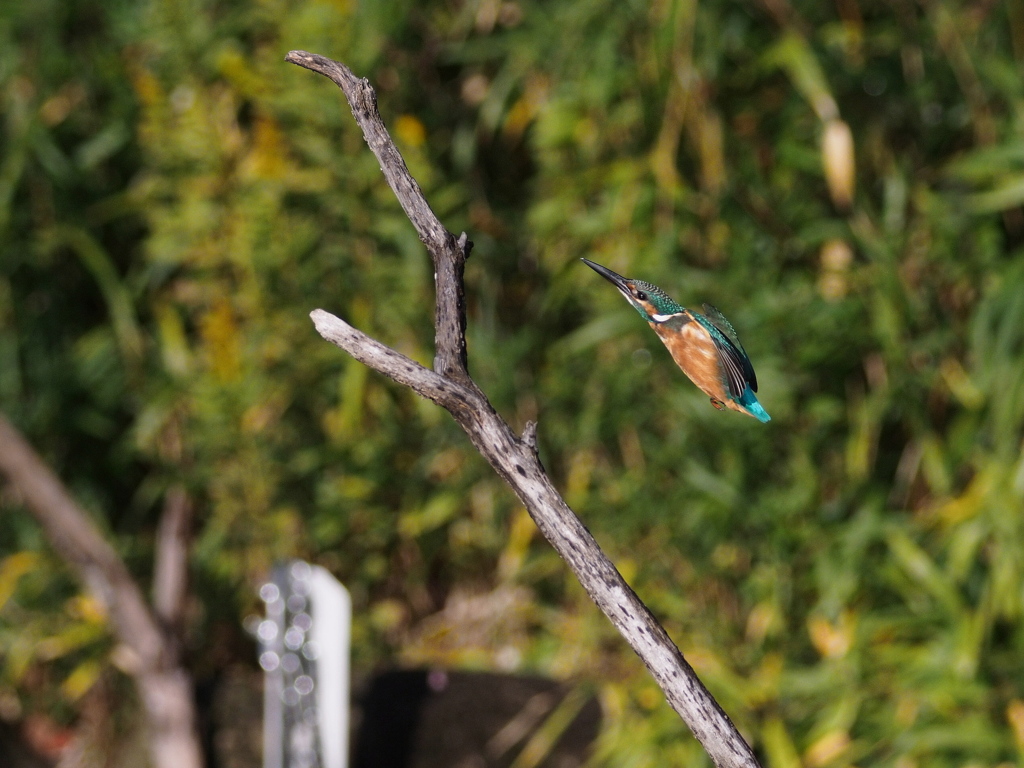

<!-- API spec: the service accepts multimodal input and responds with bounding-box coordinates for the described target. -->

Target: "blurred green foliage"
[2,0,1024,765]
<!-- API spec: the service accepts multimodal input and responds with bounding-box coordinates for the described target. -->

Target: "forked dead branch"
[286,50,761,768]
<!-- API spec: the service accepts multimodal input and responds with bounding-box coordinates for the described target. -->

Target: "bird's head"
[581,258,684,322]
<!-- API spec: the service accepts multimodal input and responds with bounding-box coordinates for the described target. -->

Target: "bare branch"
[153,485,193,632]
[290,51,761,768]
[0,414,165,665]
[286,50,471,385]
[0,413,203,768]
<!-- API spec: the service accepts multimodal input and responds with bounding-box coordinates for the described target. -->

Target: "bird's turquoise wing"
[698,305,759,395]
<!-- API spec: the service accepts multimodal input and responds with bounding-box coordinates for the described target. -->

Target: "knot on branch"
[457,231,474,260]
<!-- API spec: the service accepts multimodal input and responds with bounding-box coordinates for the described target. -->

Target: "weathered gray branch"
[0,413,203,768]
[285,51,472,385]
[289,50,761,768]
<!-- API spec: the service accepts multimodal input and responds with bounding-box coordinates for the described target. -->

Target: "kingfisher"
[581,258,770,423]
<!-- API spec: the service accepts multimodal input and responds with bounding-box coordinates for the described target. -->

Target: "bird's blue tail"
[739,388,771,423]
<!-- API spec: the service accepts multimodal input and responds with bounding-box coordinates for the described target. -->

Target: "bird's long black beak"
[581,258,631,293]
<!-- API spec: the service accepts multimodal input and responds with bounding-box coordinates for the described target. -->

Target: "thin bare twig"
[285,52,473,385]
[288,50,760,768]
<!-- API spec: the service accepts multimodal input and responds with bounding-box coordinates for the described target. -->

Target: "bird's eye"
[636,291,648,301]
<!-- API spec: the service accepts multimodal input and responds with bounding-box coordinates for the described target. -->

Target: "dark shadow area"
[0,720,55,768]
[351,669,601,768]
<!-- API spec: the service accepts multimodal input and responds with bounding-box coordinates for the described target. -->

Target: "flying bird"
[581,258,770,423]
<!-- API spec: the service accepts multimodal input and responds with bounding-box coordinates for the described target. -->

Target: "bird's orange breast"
[651,317,730,403]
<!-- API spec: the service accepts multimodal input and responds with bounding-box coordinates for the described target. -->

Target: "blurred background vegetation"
[2,0,1024,765]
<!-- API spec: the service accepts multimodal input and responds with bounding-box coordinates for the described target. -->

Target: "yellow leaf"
[768,33,838,120]
[806,730,850,767]
[67,594,107,623]
[130,65,164,110]
[808,611,855,659]
[497,506,537,581]
[1007,699,1024,751]
[0,552,39,610]
[936,467,992,525]
[37,621,106,661]
[155,301,192,377]
[62,659,102,701]
[636,685,661,711]
[746,602,779,643]
[761,716,802,768]
[395,115,426,148]
[200,299,242,381]
[246,114,287,179]
[939,357,984,410]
